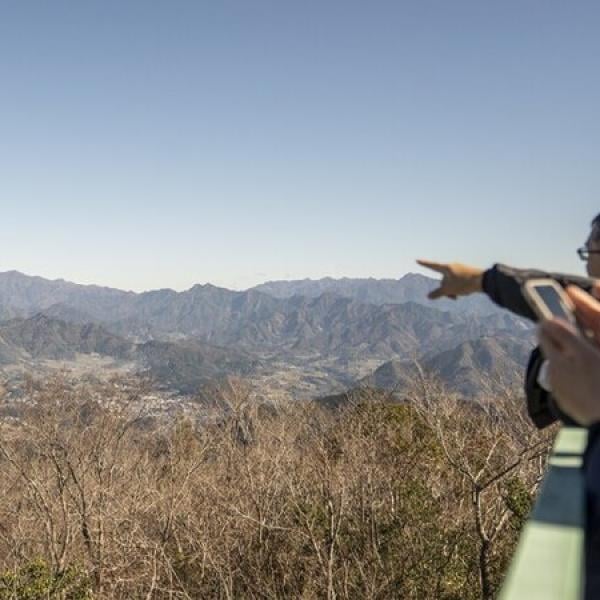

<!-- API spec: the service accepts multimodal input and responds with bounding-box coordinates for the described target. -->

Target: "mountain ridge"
[0,270,534,398]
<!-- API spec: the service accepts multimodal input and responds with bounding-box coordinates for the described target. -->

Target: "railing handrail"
[499,427,588,600]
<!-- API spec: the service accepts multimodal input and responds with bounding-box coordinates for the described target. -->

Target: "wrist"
[466,270,484,294]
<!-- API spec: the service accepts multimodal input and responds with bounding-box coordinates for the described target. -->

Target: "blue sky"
[1,1,598,291]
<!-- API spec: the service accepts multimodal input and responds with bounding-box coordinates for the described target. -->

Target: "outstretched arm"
[418,259,595,322]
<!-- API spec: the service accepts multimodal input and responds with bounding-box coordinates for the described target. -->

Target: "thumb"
[537,318,581,359]
[428,287,445,300]
[567,286,600,338]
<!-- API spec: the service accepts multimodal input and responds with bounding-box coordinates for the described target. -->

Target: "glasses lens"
[578,247,589,260]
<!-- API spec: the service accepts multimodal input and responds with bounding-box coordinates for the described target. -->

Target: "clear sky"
[1,1,598,291]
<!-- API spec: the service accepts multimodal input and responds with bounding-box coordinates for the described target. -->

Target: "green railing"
[500,427,588,600]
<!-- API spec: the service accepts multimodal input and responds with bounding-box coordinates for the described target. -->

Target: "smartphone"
[522,278,577,325]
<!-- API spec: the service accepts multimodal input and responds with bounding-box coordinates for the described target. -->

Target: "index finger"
[416,259,448,274]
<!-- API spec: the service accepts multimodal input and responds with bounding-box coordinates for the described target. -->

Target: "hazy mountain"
[0,272,285,338]
[0,313,255,394]
[0,333,22,366]
[202,294,529,360]
[0,271,510,340]
[41,303,102,325]
[128,285,283,338]
[0,270,532,361]
[0,270,536,398]
[0,270,134,320]
[367,335,534,397]
[252,273,503,315]
[0,301,23,322]
[137,339,258,394]
[0,314,134,360]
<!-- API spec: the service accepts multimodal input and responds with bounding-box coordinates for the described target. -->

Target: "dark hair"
[592,213,600,242]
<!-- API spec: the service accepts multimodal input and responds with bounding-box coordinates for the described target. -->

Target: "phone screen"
[535,285,571,320]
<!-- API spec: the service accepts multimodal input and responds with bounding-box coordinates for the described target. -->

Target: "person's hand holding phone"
[538,285,600,426]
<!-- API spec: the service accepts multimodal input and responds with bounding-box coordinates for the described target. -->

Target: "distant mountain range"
[0,270,534,398]
[0,270,502,319]
[253,274,505,315]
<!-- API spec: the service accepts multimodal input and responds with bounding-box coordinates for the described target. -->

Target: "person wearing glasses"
[579,215,600,276]
[417,212,600,429]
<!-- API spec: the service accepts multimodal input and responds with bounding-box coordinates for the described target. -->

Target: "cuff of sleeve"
[481,265,496,298]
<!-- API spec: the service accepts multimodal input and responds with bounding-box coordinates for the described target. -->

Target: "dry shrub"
[0,375,554,599]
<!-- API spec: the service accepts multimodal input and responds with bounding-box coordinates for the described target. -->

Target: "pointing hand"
[416,260,484,300]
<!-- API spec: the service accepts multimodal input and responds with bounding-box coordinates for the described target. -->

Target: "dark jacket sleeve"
[482,264,593,429]
[482,263,594,322]
[525,347,581,429]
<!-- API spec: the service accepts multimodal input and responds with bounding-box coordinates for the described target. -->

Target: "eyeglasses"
[577,247,600,261]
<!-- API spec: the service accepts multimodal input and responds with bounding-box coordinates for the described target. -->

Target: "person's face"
[586,225,600,278]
